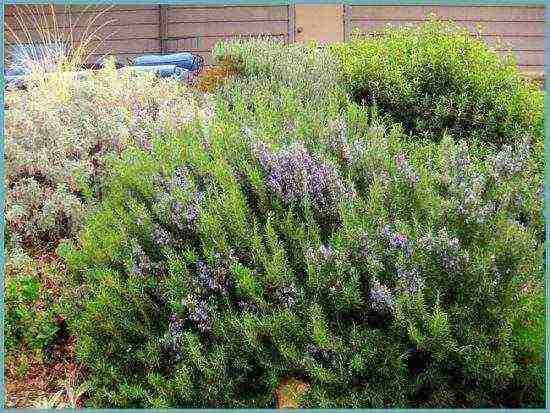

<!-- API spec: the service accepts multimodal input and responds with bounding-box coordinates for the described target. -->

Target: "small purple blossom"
[536,184,543,200]
[306,244,338,265]
[455,142,471,169]
[397,266,424,294]
[395,152,420,185]
[131,244,150,276]
[196,253,234,295]
[380,225,392,239]
[238,300,259,313]
[424,229,465,272]
[184,298,212,332]
[369,279,394,313]
[139,136,152,151]
[170,167,190,191]
[279,283,298,308]
[328,119,352,164]
[170,202,184,228]
[197,260,215,290]
[319,245,334,260]
[253,141,350,214]
[152,226,174,247]
[381,225,412,256]
[185,205,198,225]
[491,142,529,180]
[390,232,409,251]
[167,314,185,359]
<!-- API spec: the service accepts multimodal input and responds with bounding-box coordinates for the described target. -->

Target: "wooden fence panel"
[164,5,291,60]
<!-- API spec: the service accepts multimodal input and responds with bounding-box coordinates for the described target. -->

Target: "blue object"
[5,74,27,89]
[119,64,189,79]
[132,52,202,71]
[8,43,67,69]
[5,66,31,76]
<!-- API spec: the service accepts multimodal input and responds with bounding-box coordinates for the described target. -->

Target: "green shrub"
[213,39,346,103]
[60,68,544,407]
[330,17,544,152]
[4,251,64,353]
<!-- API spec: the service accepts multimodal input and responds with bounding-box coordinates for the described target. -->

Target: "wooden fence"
[4,3,544,73]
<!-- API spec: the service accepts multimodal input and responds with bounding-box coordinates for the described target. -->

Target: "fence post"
[288,4,296,43]
[343,4,352,41]
[159,5,168,53]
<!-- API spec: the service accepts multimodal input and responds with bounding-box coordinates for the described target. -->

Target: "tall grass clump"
[57,37,544,408]
[330,16,543,154]
[5,4,118,79]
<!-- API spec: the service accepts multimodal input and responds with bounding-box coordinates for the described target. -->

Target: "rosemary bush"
[330,17,544,153]
[60,34,543,407]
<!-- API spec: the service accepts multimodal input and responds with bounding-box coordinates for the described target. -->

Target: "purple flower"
[139,136,152,151]
[254,142,349,214]
[328,120,352,163]
[395,152,420,185]
[475,202,496,224]
[306,244,337,265]
[434,229,463,272]
[390,233,409,250]
[382,226,412,256]
[319,245,334,260]
[238,300,259,313]
[279,283,298,308]
[153,226,174,247]
[170,167,190,190]
[536,184,544,200]
[395,153,407,169]
[455,142,471,169]
[185,298,212,332]
[132,245,150,276]
[167,314,185,359]
[185,206,198,225]
[464,188,476,204]
[171,202,184,227]
[449,237,459,250]
[369,279,394,313]
[491,144,527,179]
[352,141,366,162]
[397,266,424,294]
[197,261,215,290]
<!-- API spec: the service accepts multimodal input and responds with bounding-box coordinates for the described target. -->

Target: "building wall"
[4,3,544,73]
